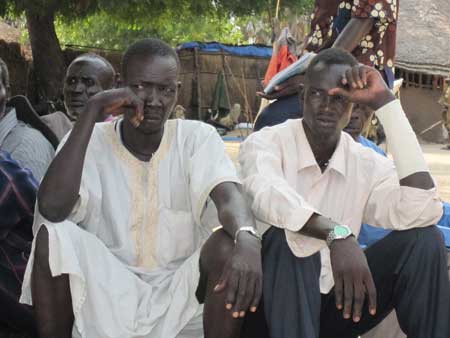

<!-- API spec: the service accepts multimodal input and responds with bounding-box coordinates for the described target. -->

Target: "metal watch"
[234,226,262,244]
[326,224,353,247]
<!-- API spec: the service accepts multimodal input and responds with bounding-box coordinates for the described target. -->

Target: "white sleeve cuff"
[375,99,429,179]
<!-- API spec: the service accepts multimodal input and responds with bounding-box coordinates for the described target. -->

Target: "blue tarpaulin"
[177,42,273,58]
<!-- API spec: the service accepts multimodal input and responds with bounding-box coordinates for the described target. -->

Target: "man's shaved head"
[64,53,116,120]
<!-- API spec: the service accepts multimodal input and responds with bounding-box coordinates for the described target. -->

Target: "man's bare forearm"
[300,214,341,240]
[37,110,98,222]
[210,182,256,240]
[333,18,374,53]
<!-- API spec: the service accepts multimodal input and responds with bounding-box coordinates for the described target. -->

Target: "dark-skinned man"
[41,53,116,141]
[257,0,398,129]
[238,48,449,338]
[0,58,55,181]
[19,39,262,338]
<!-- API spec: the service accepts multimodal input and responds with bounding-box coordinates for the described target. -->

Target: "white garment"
[20,119,240,338]
[239,115,443,293]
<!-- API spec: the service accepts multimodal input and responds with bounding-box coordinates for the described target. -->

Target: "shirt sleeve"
[33,132,97,230]
[362,159,443,229]
[10,129,55,182]
[352,0,397,23]
[187,123,240,226]
[239,128,318,232]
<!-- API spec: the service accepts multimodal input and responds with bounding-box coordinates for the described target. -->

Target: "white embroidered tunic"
[20,119,239,338]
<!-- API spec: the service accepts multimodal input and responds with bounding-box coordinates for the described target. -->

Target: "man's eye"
[85,79,95,87]
[312,90,321,97]
[161,86,175,94]
[68,78,77,85]
[132,84,144,90]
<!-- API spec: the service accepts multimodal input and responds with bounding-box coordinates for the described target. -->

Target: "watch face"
[335,225,350,237]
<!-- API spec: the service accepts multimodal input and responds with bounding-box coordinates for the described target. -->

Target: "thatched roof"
[396,0,450,76]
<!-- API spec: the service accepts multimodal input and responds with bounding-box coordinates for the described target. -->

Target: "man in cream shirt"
[239,48,449,338]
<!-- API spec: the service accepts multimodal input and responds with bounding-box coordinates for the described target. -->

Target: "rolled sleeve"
[239,129,317,233]
[363,163,444,230]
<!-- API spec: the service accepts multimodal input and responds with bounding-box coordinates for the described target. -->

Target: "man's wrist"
[371,91,396,111]
[326,224,353,247]
[235,227,261,245]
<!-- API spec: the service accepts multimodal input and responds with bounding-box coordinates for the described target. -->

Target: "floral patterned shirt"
[305,0,398,74]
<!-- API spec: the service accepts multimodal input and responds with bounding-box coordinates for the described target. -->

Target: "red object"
[263,44,298,87]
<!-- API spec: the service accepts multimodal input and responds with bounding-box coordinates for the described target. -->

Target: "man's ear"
[177,81,182,89]
[6,85,11,99]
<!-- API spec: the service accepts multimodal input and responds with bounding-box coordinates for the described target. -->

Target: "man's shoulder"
[344,133,392,171]
[9,122,53,151]
[176,119,218,140]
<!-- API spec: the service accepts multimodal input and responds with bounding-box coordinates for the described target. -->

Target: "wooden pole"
[275,0,281,19]
[194,48,202,120]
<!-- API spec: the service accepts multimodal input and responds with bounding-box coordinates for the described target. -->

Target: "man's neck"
[302,120,339,169]
[121,119,164,162]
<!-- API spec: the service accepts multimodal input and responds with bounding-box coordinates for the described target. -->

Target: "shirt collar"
[296,119,347,177]
[0,109,18,146]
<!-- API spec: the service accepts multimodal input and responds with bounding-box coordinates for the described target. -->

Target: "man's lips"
[316,115,337,126]
[67,100,85,108]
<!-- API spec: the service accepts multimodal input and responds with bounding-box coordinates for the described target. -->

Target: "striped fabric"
[0,109,54,182]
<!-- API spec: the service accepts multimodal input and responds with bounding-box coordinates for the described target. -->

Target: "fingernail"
[239,311,245,317]
[232,312,239,318]
[226,304,232,310]
[370,309,376,315]
[250,306,257,312]
[214,285,219,291]
[337,304,343,310]
[344,313,350,319]
[353,316,360,322]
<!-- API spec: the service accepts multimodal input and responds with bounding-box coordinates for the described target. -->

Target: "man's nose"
[322,95,332,111]
[72,81,84,94]
[144,87,162,107]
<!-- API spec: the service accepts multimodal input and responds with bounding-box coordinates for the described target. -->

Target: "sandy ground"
[225,139,450,200]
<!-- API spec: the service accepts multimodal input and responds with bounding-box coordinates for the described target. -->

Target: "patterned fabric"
[305,0,398,74]
[0,109,55,181]
[0,150,37,299]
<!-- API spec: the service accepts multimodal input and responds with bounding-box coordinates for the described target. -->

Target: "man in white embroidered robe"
[20,39,263,338]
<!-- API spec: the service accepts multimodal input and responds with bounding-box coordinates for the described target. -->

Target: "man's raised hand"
[85,88,144,127]
[328,65,395,111]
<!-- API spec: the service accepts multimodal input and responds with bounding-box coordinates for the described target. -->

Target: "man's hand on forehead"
[328,65,395,111]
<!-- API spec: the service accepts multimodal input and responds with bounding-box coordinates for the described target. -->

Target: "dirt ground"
[225,139,450,200]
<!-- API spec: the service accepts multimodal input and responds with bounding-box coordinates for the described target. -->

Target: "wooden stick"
[275,0,281,19]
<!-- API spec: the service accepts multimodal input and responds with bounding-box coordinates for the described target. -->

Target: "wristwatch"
[326,224,353,247]
[234,226,262,244]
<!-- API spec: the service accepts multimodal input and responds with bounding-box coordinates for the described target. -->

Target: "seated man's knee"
[34,226,50,266]
[402,226,447,260]
[200,229,234,277]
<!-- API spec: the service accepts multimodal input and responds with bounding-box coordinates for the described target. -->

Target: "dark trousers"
[262,226,450,338]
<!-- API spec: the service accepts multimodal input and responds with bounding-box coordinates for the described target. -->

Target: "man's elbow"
[37,192,73,223]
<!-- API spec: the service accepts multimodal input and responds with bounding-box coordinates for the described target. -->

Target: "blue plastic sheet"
[177,42,272,58]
